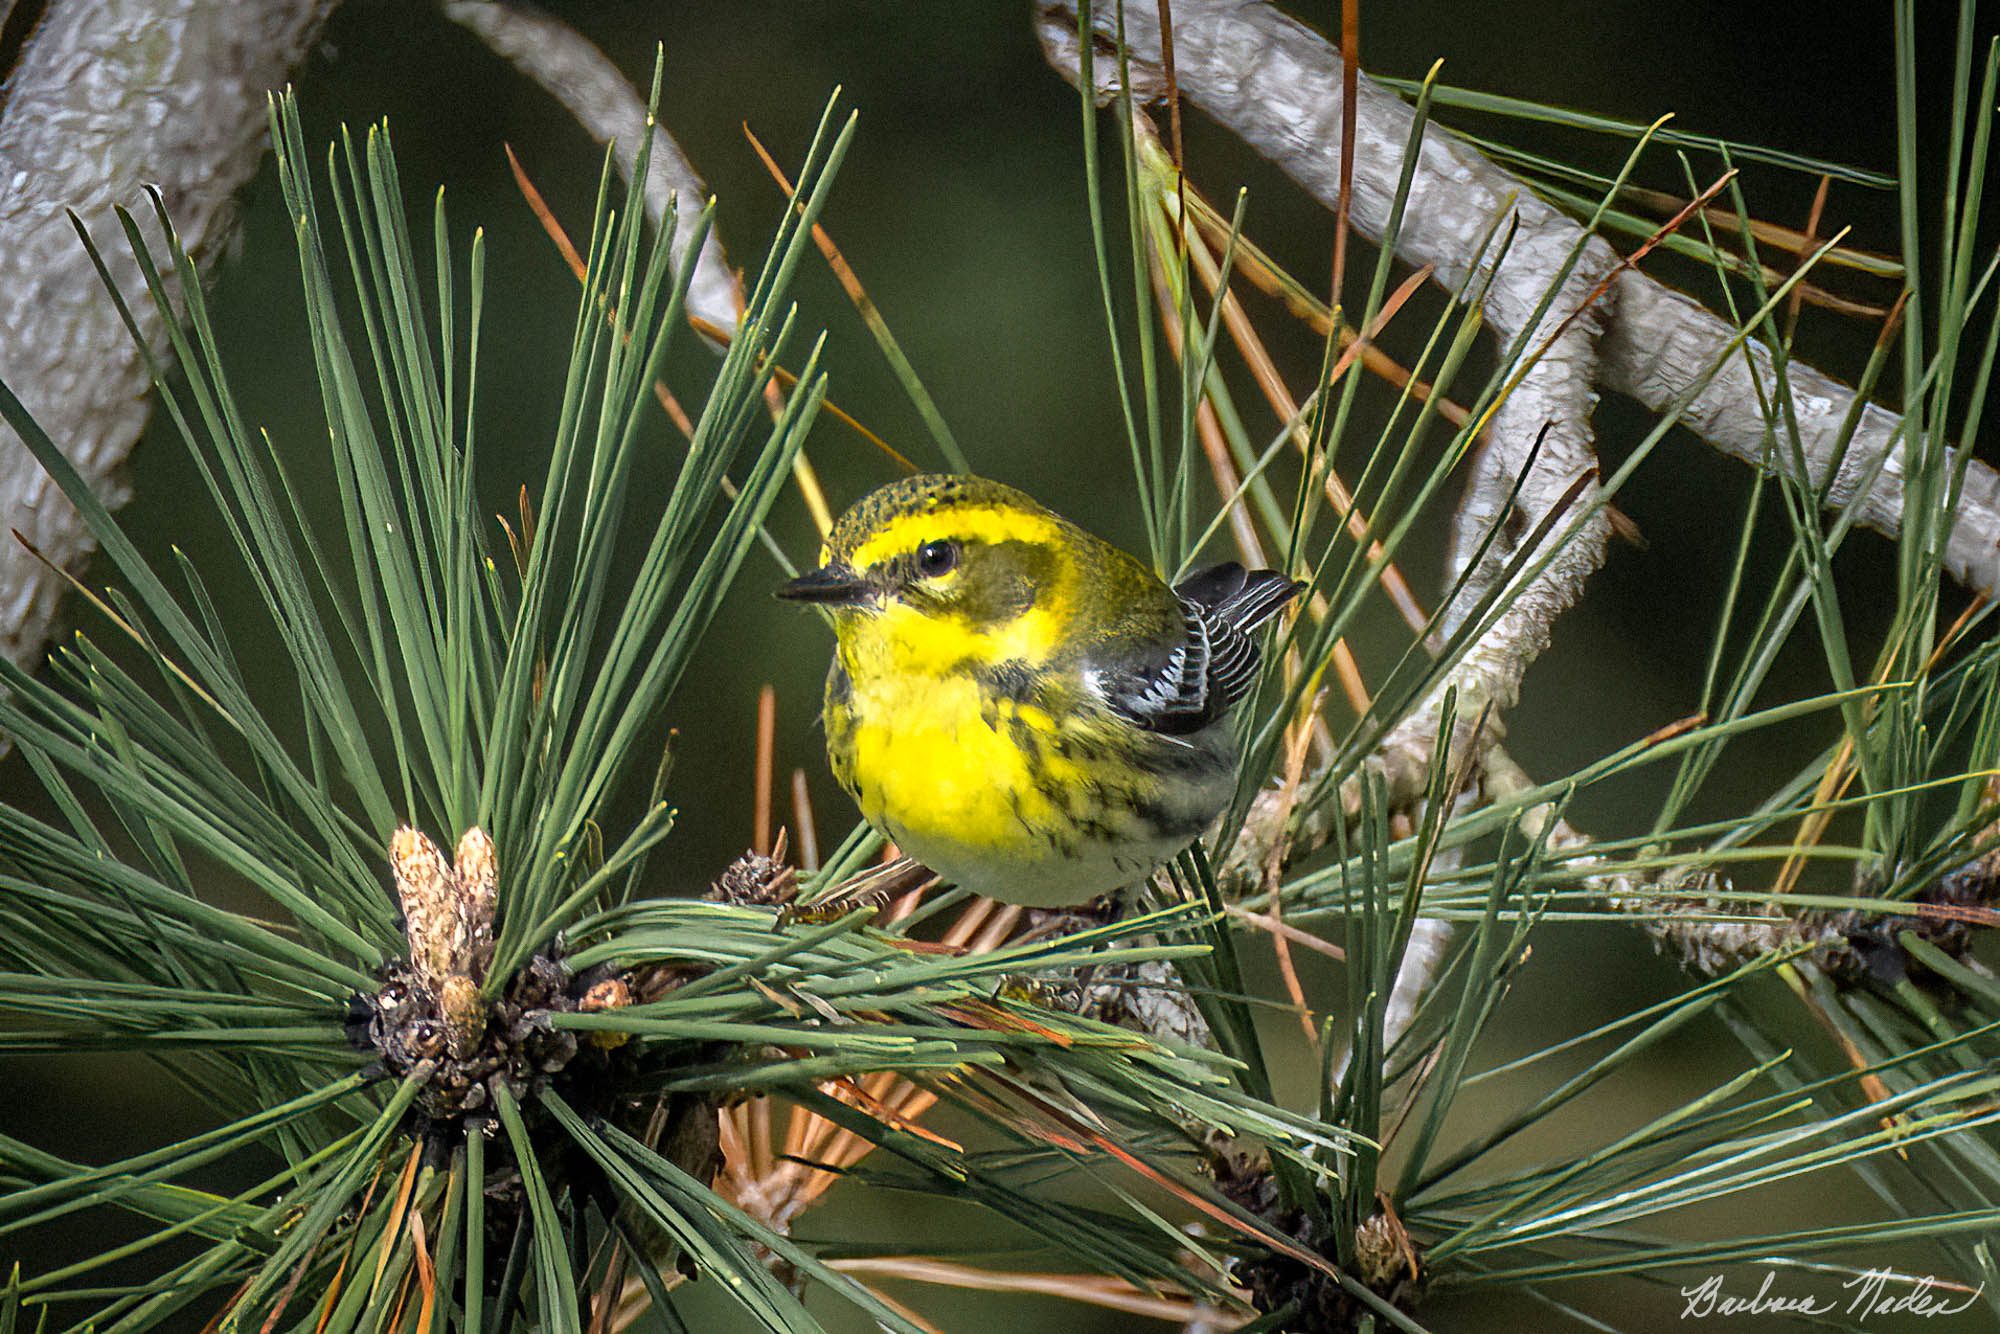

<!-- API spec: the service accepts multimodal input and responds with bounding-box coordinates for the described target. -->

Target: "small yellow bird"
[779,474,1302,908]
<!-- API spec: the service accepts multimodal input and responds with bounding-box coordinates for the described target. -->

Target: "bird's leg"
[1019,892,1122,942]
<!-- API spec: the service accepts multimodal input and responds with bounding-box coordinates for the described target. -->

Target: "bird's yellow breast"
[826,603,1077,857]
[845,677,1056,851]
[820,597,1233,911]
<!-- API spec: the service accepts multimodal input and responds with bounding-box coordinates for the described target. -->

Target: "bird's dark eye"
[915,539,960,577]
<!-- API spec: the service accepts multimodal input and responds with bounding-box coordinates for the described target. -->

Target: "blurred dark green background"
[3,2,1989,1329]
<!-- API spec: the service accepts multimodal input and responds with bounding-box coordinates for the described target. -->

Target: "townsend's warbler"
[779,474,1302,907]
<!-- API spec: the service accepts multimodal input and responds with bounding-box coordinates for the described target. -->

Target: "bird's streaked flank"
[780,474,1302,907]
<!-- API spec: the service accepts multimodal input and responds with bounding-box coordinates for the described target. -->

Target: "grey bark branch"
[1037,0,2000,599]
[442,0,739,337]
[1038,0,1617,802]
[0,0,336,667]
[1600,277,2000,594]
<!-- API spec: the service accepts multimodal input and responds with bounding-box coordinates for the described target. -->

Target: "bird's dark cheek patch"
[958,540,1045,622]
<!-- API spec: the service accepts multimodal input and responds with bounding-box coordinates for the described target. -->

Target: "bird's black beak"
[776,563,871,606]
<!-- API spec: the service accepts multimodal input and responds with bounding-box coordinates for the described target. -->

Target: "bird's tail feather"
[1174,562,1305,634]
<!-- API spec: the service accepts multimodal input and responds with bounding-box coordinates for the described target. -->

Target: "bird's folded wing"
[1099,563,1303,735]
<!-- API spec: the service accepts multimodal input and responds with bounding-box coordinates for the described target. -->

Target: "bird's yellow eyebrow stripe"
[846,504,1064,569]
